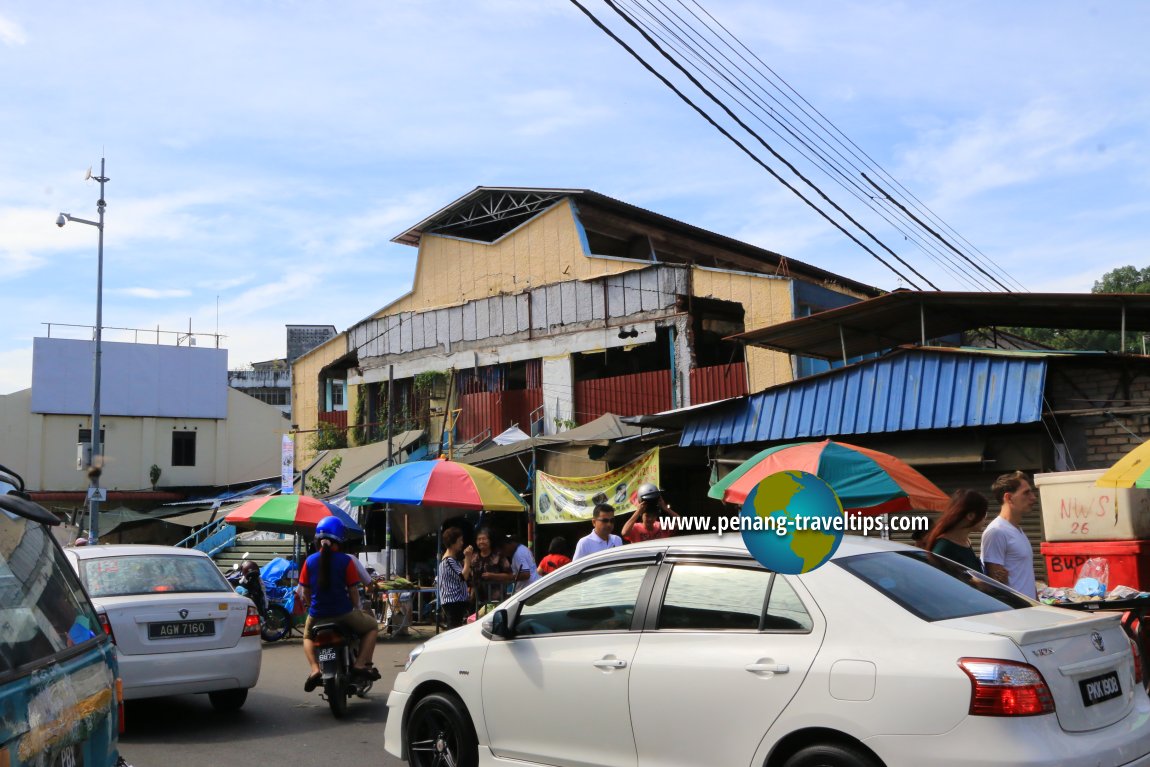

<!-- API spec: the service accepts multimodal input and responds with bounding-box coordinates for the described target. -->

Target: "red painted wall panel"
[690,362,747,404]
[574,370,672,424]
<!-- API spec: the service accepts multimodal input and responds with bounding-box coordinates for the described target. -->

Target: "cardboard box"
[1036,468,1150,542]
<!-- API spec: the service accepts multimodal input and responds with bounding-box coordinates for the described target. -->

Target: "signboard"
[85,487,107,502]
[534,449,660,524]
[281,435,295,494]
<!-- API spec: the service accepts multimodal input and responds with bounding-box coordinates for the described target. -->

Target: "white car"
[385,534,1150,767]
[65,543,262,710]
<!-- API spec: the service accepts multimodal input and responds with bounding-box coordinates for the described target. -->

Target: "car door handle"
[593,659,628,669]
[745,662,790,675]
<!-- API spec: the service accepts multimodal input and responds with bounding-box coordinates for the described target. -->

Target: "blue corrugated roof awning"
[681,349,1048,447]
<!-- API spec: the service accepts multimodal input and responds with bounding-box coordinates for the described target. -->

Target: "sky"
[1,1,1147,394]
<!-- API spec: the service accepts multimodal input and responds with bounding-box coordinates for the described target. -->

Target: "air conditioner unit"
[77,443,92,471]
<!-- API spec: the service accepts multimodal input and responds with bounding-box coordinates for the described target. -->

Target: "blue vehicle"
[0,464,123,766]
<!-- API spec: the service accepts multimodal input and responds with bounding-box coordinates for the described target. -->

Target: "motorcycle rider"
[238,560,268,617]
[300,516,381,692]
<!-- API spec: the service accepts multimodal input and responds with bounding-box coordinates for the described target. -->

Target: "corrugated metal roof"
[680,349,1048,447]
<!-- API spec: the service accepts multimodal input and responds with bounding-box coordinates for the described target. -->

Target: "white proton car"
[385,534,1150,767]
[65,543,262,710]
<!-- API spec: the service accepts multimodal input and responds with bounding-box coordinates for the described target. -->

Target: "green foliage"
[352,384,368,446]
[309,421,348,451]
[1008,264,1150,352]
[414,370,446,393]
[149,464,161,489]
[553,416,577,432]
[307,455,343,496]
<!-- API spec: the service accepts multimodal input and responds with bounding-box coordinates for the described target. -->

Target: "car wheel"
[407,692,478,767]
[783,743,882,767]
[208,688,248,711]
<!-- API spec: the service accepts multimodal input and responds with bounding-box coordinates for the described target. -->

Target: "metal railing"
[176,518,237,557]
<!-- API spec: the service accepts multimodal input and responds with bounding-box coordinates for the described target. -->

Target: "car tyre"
[783,743,882,767]
[208,688,248,711]
[407,692,478,767]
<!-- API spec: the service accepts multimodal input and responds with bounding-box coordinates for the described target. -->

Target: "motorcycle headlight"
[405,643,426,672]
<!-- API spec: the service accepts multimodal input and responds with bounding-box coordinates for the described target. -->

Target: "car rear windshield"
[836,550,1033,622]
[79,554,230,598]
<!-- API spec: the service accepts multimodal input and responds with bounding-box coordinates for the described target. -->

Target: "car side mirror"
[486,608,514,640]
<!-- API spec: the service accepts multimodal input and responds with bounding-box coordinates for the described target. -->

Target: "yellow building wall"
[291,332,348,457]
[690,268,796,393]
[381,201,644,316]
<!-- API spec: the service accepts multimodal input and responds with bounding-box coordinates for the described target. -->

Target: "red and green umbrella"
[347,459,527,511]
[223,494,364,537]
[708,439,949,515]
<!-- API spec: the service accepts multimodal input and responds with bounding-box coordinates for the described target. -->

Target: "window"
[172,431,196,467]
[658,564,770,631]
[78,554,230,598]
[331,381,345,409]
[0,513,101,673]
[764,576,813,631]
[836,550,1032,622]
[515,564,649,635]
[77,429,105,448]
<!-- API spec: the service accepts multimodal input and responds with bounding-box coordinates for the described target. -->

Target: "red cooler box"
[1041,540,1150,591]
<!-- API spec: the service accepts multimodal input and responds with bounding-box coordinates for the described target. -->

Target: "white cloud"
[0,15,26,46]
[116,287,192,299]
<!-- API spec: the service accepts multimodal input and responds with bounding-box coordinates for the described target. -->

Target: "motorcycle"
[309,621,371,718]
[226,563,292,643]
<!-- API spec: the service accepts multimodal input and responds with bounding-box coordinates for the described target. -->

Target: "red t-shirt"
[625,521,671,543]
[537,554,571,575]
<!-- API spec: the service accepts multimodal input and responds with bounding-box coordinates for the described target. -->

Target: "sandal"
[304,671,322,692]
[352,665,382,681]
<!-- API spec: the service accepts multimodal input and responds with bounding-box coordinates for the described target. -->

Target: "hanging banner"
[281,434,295,494]
[535,448,659,524]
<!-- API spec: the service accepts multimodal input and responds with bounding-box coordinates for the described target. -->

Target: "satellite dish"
[84,167,92,181]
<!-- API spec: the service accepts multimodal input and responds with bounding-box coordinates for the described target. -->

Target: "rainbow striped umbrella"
[224,494,363,536]
[348,459,527,511]
[1097,440,1150,488]
[708,439,949,515]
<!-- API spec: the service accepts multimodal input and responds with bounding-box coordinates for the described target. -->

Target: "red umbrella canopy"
[708,439,949,515]
[223,494,363,537]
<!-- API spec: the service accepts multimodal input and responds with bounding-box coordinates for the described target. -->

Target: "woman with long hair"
[924,489,989,573]
[299,516,380,692]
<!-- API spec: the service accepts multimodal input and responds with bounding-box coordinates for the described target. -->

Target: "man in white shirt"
[500,535,539,594]
[573,503,623,560]
[981,471,1038,598]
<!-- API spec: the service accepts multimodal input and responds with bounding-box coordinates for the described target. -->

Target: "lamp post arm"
[62,214,102,228]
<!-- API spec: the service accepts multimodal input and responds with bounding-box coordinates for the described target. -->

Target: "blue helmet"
[315,515,345,543]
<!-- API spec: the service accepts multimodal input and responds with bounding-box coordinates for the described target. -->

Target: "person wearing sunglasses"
[573,503,623,561]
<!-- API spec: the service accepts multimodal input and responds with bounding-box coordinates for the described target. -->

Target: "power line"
[567,0,930,290]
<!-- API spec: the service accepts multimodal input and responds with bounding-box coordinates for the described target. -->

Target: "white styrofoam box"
[1036,468,1150,542]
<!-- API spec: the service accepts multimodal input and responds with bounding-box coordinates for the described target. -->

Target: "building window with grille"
[172,431,196,467]
[78,429,106,449]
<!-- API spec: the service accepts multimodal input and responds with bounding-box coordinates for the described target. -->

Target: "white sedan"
[385,534,1150,767]
[65,543,262,710]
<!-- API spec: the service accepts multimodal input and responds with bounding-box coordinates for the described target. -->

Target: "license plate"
[148,620,214,639]
[1080,670,1122,707]
[318,647,338,662]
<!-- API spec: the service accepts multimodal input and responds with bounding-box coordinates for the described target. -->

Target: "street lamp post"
[57,158,109,545]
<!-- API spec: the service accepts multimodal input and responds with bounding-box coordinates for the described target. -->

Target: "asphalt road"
[118,628,433,766]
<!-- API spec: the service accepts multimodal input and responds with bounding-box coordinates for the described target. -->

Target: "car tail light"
[116,678,125,734]
[241,605,261,637]
[98,612,116,645]
[1129,636,1144,686]
[958,658,1055,716]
